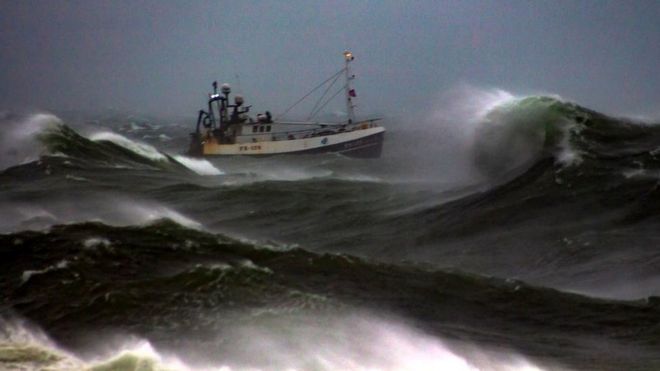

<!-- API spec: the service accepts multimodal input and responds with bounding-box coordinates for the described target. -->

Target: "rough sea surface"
[1,92,660,370]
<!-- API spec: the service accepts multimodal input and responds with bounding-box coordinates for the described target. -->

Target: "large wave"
[2,221,658,370]
[325,88,660,299]
[468,92,659,180]
[3,100,660,302]
[417,85,658,185]
[0,112,223,176]
[471,96,578,177]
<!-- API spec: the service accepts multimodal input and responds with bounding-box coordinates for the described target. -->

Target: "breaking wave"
[0,196,202,233]
[89,131,169,162]
[0,315,551,371]
[0,113,223,176]
[3,221,658,370]
[172,155,225,176]
[467,93,659,180]
[0,113,62,171]
[418,85,658,185]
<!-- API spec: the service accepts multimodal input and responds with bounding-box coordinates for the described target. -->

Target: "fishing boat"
[188,51,385,158]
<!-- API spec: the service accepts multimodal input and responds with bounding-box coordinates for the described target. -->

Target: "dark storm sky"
[1,0,658,119]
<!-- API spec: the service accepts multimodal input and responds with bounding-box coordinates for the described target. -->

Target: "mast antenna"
[235,73,243,94]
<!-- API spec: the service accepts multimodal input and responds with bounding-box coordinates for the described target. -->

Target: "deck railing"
[241,119,380,142]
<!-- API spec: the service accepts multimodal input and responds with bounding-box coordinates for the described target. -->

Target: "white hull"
[198,126,384,156]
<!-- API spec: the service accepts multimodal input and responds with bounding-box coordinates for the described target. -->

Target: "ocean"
[1,91,660,370]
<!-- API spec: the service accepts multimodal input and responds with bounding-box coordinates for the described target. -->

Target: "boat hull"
[191,126,385,158]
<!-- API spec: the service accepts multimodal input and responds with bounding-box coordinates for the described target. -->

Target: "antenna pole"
[343,51,356,124]
[235,73,242,94]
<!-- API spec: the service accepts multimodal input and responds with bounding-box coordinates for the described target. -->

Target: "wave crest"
[0,113,62,171]
[0,113,224,176]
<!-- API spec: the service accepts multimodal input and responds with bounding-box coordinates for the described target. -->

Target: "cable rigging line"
[275,67,345,121]
[307,72,342,120]
[308,83,348,121]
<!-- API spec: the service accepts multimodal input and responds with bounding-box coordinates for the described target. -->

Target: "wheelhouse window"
[266,125,271,132]
[252,126,258,133]
[259,126,265,133]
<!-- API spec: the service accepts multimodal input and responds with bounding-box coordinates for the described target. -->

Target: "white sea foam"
[21,259,69,283]
[86,340,192,371]
[173,155,224,176]
[0,112,62,170]
[428,84,517,147]
[410,84,520,183]
[622,168,647,179]
[247,166,333,182]
[193,261,272,275]
[65,174,91,182]
[83,237,112,249]
[0,314,558,371]
[0,197,203,233]
[554,119,584,166]
[211,314,555,371]
[90,131,168,161]
[0,317,83,370]
[238,259,273,274]
[127,204,202,230]
[203,263,232,271]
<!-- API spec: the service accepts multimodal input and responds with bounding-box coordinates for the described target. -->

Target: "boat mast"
[343,51,356,124]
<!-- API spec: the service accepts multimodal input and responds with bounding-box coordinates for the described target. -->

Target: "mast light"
[343,51,354,61]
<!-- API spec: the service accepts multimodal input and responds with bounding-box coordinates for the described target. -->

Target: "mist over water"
[382,84,567,189]
[0,113,62,171]
[1,312,554,371]
[2,85,660,370]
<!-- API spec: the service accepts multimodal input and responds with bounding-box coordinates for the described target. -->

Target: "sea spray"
[385,84,517,185]
[0,113,62,170]
[172,155,224,176]
[0,314,553,371]
[0,196,202,233]
[90,131,168,162]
